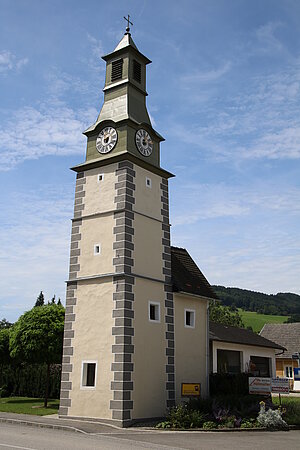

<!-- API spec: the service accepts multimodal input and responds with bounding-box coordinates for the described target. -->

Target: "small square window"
[149,301,160,322]
[94,244,101,255]
[185,309,195,328]
[98,174,104,182]
[81,361,97,388]
[146,177,152,188]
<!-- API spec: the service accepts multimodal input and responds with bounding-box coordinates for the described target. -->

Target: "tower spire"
[123,14,133,35]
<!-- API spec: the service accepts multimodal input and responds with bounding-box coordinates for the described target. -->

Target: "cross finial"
[123,14,133,35]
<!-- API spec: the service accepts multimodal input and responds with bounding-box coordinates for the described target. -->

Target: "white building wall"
[212,341,277,377]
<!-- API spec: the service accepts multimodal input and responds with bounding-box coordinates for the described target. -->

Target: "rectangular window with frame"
[184,309,195,328]
[149,301,160,322]
[146,177,152,188]
[285,366,293,378]
[81,361,97,388]
[98,173,104,182]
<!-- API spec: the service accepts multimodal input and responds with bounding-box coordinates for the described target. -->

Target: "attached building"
[210,322,285,377]
[260,323,300,389]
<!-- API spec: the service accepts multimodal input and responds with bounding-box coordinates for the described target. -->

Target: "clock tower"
[59,27,175,426]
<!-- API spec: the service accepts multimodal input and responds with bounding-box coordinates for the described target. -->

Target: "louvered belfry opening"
[133,59,141,83]
[111,58,123,82]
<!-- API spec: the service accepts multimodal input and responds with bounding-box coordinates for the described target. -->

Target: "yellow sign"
[181,383,201,397]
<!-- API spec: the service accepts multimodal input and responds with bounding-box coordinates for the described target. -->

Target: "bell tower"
[59,24,175,427]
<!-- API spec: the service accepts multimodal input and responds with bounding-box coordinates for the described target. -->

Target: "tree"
[0,328,10,386]
[9,304,65,407]
[57,298,62,306]
[0,318,13,329]
[35,291,45,307]
[209,300,244,328]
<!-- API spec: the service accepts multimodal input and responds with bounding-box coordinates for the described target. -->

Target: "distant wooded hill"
[212,286,300,317]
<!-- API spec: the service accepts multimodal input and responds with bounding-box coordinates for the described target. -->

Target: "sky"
[1,0,300,322]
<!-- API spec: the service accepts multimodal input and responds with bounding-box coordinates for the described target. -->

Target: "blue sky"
[1,0,300,321]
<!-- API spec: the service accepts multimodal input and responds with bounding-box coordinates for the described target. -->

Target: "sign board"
[181,383,201,397]
[249,377,290,394]
[249,377,271,395]
[294,368,300,381]
[271,378,289,394]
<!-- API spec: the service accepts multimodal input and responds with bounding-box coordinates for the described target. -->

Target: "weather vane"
[124,14,133,34]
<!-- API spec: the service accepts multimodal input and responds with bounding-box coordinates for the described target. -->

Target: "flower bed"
[156,396,289,431]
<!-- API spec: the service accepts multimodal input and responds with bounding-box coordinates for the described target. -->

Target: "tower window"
[98,174,104,182]
[111,58,123,82]
[94,244,101,255]
[149,301,160,322]
[146,177,152,188]
[185,309,195,328]
[81,361,97,388]
[133,60,141,83]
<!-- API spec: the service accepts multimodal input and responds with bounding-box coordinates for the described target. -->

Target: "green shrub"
[202,421,216,429]
[240,418,258,428]
[156,421,172,429]
[157,405,207,429]
[273,397,300,425]
[0,385,9,398]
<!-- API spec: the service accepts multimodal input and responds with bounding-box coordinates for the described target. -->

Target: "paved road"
[0,423,299,450]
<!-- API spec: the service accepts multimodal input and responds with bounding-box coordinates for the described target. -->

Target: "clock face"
[96,127,118,154]
[135,129,153,157]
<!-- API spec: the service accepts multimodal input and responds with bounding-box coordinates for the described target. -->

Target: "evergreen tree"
[57,298,62,306]
[35,291,45,307]
[51,295,56,304]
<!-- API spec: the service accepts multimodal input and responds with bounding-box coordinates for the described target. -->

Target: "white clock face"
[135,129,153,157]
[96,127,118,154]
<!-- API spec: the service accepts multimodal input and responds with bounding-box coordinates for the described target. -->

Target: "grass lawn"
[273,396,300,426]
[238,309,289,332]
[0,397,59,415]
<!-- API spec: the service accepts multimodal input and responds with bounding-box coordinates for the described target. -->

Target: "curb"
[0,416,296,434]
[0,417,87,434]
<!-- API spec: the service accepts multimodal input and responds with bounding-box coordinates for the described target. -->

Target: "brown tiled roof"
[210,321,286,350]
[171,246,218,300]
[260,323,300,358]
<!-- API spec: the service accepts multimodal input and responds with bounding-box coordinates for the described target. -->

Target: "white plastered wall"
[174,293,209,403]
[131,278,167,419]
[133,165,162,221]
[83,164,117,216]
[68,279,114,419]
[78,215,114,278]
[212,341,276,377]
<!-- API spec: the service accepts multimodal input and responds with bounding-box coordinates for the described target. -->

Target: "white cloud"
[0,187,73,321]
[0,104,98,170]
[85,34,105,72]
[170,56,300,161]
[0,50,28,73]
[181,61,231,84]
[171,182,300,225]
[255,21,284,54]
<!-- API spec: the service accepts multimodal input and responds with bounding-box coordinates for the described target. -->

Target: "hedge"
[0,363,61,398]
